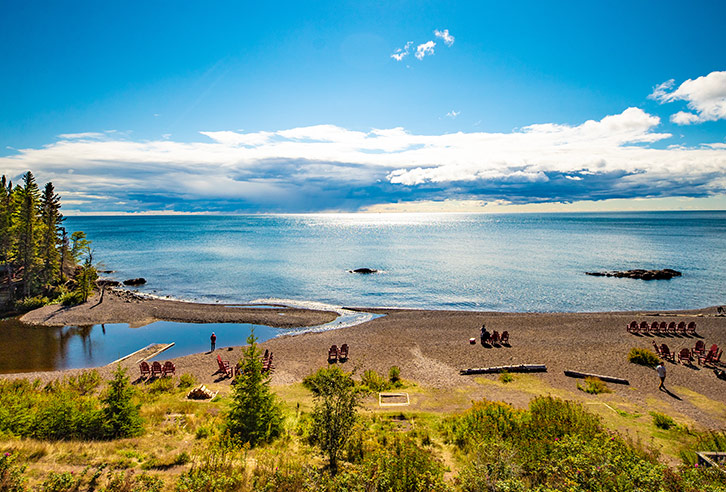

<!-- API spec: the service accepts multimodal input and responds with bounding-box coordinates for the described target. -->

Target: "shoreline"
[5,292,726,430]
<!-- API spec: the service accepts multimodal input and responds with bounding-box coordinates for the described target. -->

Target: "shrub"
[174,443,245,492]
[577,377,612,394]
[360,436,448,491]
[360,369,389,392]
[145,376,175,395]
[40,471,81,492]
[178,373,197,389]
[14,296,49,312]
[66,370,101,396]
[499,370,514,383]
[101,366,143,439]
[57,291,85,307]
[0,452,27,492]
[651,411,676,430]
[628,348,660,367]
[104,470,164,492]
[388,366,401,386]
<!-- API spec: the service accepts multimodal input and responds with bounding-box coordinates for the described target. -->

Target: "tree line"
[1,170,96,311]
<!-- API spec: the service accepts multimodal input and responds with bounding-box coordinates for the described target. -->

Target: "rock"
[349,268,377,274]
[96,279,120,287]
[585,269,682,280]
[123,277,147,286]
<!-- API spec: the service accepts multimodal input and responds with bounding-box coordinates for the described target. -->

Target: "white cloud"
[1,107,724,212]
[390,41,413,61]
[434,29,455,47]
[57,132,106,140]
[446,110,460,118]
[650,70,726,124]
[415,41,436,60]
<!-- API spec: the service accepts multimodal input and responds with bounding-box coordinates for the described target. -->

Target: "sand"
[8,291,726,429]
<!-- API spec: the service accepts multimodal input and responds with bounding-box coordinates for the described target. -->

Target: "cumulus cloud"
[1,107,724,213]
[415,41,436,60]
[650,70,726,124]
[390,41,413,61]
[446,110,460,118]
[434,29,454,47]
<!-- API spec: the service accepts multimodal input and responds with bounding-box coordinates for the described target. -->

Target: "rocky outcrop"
[349,268,378,274]
[585,269,682,280]
[123,278,147,286]
[96,279,121,287]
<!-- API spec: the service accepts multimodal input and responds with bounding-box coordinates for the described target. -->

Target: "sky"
[1,1,725,214]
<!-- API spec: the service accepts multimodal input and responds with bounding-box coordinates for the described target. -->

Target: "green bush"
[360,436,448,491]
[66,370,101,396]
[628,348,660,367]
[178,373,197,389]
[0,452,27,492]
[360,369,389,392]
[14,296,49,312]
[101,366,144,439]
[577,377,612,394]
[174,443,245,492]
[388,366,401,386]
[40,471,81,492]
[57,291,85,307]
[651,411,676,430]
[499,370,514,383]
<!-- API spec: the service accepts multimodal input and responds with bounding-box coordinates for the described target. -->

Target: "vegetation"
[628,347,661,367]
[651,411,677,430]
[577,376,612,394]
[101,366,144,439]
[225,332,282,446]
[499,370,514,383]
[0,171,95,314]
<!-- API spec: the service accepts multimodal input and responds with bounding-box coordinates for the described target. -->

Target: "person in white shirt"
[656,362,666,390]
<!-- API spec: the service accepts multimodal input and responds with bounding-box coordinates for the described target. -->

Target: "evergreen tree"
[0,176,15,287]
[13,172,42,297]
[70,231,91,263]
[303,366,361,475]
[75,250,98,302]
[39,182,64,287]
[101,365,144,439]
[226,332,282,446]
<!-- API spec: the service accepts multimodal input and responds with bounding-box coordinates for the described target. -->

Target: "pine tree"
[226,332,282,446]
[0,176,15,288]
[13,172,42,297]
[101,365,144,439]
[39,182,64,287]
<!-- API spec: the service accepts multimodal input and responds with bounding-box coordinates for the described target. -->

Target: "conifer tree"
[39,182,64,287]
[0,176,15,287]
[101,365,144,439]
[226,332,282,446]
[13,172,42,296]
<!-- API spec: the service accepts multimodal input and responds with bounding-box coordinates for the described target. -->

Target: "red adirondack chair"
[490,331,501,344]
[328,345,338,363]
[698,345,720,366]
[660,344,675,362]
[139,361,151,378]
[338,344,349,361]
[667,321,677,335]
[678,348,692,364]
[216,354,232,378]
[693,340,706,356]
[686,321,697,335]
[651,321,660,334]
[262,353,274,373]
[162,361,175,376]
[640,321,650,333]
[659,321,667,333]
[500,331,510,345]
[652,341,662,356]
[151,361,163,377]
[677,321,687,335]
[626,321,639,333]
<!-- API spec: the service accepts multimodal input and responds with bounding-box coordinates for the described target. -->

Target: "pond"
[0,318,281,374]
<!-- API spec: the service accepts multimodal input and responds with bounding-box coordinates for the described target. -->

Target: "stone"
[123,278,147,286]
[585,269,682,280]
[349,268,377,274]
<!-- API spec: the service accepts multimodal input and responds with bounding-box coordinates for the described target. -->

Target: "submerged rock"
[585,269,682,280]
[96,279,121,287]
[123,277,147,286]
[349,268,378,274]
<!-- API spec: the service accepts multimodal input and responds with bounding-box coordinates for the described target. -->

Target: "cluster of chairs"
[627,320,697,336]
[139,360,175,378]
[653,341,722,366]
[216,350,275,379]
[482,330,509,346]
[328,344,349,363]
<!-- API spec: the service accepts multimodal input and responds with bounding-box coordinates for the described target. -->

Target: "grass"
[628,347,660,367]
[577,377,612,394]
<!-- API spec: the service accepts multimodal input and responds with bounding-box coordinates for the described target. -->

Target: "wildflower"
[3,452,9,456]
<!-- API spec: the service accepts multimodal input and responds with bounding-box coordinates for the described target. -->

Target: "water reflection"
[0,318,279,374]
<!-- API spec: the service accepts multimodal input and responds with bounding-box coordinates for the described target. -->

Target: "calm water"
[2,211,725,373]
[65,212,726,312]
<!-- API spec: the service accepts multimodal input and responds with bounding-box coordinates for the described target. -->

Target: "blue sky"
[1,1,725,213]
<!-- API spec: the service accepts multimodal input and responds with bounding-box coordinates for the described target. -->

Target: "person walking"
[656,361,666,390]
[210,332,217,352]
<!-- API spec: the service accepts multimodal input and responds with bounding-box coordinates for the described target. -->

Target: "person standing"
[210,332,217,352]
[656,361,666,390]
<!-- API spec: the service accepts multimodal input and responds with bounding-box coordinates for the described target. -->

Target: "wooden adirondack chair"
[490,331,501,344]
[328,345,338,364]
[139,361,151,378]
[677,321,687,335]
[659,321,668,333]
[216,354,232,378]
[686,321,697,335]
[678,348,692,364]
[262,353,274,373]
[640,321,650,333]
[338,344,349,361]
[162,361,176,376]
[651,321,661,334]
[698,346,720,366]
[627,321,639,333]
[652,341,662,356]
[660,344,675,362]
[151,361,163,377]
[667,321,677,335]
[500,331,510,345]
[693,340,706,356]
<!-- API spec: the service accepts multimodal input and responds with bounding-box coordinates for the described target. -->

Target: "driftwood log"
[460,364,546,375]
[564,370,629,385]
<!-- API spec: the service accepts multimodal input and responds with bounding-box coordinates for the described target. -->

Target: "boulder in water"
[123,277,147,286]
[585,269,681,280]
[349,268,377,274]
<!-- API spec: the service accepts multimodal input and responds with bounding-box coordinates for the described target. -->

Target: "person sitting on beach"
[480,324,490,344]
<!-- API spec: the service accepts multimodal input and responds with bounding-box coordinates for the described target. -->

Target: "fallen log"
[564,370,629,385]
[460,364,546,375]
